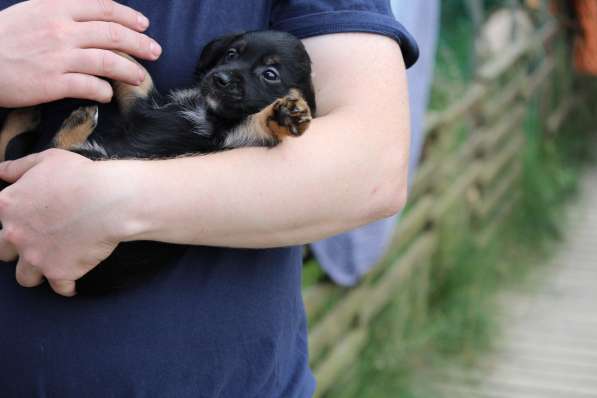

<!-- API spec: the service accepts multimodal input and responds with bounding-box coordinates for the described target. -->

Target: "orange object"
[574,0,597,74]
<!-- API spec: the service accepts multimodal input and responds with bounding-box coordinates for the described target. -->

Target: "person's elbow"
[367,162,408,222]
[361,129,410,223]
[378,178,408,219]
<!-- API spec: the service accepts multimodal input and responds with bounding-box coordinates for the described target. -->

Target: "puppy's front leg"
[0,108,40,161]
[226,89,312,149]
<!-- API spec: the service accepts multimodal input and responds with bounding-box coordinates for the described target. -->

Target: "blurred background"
[304,1,597,397]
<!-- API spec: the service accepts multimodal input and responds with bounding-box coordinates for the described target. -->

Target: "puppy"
[0,31,316,294]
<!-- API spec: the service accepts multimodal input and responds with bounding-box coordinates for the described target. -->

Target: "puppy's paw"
[53,106,99,150]
[268,89,312,139]
[67,106,99,130]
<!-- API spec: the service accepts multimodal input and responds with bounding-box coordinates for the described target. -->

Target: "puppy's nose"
[213,72,233,88]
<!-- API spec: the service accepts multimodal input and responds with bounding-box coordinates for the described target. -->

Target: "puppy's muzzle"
[210,71,243,98]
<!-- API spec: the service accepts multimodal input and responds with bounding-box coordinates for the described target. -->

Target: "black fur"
[71,30,316,294]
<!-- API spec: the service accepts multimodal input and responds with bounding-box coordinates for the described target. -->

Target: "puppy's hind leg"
[0,108,41,161]
[53,106,99,151]
[111,52,155,115]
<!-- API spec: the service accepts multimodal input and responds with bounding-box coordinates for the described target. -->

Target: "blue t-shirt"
[0,1,417,397]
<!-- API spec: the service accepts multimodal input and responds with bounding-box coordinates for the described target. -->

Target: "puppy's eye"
[262,68,280,83]
[225,49,238,61]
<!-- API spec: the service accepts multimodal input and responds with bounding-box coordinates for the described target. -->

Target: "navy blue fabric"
[0,1,417,397]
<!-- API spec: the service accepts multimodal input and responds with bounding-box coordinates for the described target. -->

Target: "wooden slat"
[477,22,558,81]
[360,233,437,324]
[367,195,435,282]
[410,156,440,200]
[481,106,526,154]
[391,196,434,250]
[479,134,525,186]
[304,283,341,323]
[523,57,556,99]
[412,104,524,203]
[547,96,577,133]
[432,105,526,196]
[313,328,368,398]
[431,165,480,220]
[308,283,370,362]
[424,83,488,134]
[476,163,522,219]
[481,68,527,121]
[478,192,520,246]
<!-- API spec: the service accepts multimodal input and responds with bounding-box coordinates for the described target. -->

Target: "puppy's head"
[196,31,316,120]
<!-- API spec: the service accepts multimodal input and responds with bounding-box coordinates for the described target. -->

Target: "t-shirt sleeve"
[270,0,419,68]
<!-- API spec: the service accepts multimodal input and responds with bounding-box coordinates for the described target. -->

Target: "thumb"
[0,153,41,183]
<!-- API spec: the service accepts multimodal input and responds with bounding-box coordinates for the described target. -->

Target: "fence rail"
[305,20,571,398]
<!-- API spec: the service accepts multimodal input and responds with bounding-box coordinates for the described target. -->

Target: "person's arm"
[0,33,410,296]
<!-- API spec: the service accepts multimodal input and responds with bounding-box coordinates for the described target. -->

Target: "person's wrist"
[93,160,156,243]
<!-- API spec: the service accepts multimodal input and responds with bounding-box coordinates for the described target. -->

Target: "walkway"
[436,167,597,398]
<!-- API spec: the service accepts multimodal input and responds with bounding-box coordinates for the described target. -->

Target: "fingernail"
[150,41,162,58]
[138,68,145,84]
[138,14,149,30]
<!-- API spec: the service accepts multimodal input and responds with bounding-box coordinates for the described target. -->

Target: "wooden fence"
[305,21,573,397]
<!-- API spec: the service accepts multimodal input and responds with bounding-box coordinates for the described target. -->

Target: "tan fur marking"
[254,102,281,140]
[53,107,97,150]
[111,51,155,114]
[264,55,281,65]
[223,90,313,148]
[224,103,280,147]
[264,89,312,140]
[0,108,40,161]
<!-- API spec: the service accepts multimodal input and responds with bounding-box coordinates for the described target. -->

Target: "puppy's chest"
[167,89,215,137]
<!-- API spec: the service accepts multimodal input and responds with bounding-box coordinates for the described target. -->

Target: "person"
[310,0,440,286]
[0,0,417,396]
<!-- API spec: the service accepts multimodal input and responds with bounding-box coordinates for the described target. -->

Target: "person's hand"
[0,0,162,107]
[0,149,133,296]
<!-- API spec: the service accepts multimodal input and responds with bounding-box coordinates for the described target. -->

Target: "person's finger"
[69,0,150,32]
[76,21,161,61]
[0,153,42,183]
[0,231,18,262]
[53,73,114,103]
[15,257,44,288]
[48,279,77,297]
[67,49,144,86]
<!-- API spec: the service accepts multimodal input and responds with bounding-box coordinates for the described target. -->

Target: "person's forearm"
[107,107,408,248]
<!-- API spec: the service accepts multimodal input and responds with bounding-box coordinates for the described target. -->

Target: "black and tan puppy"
[0,31,316,294]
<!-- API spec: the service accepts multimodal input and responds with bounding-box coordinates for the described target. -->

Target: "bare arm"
[0,33,410,295]
[112,33,411,247]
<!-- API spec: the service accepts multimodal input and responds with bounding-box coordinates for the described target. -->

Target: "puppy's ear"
[195,32,245,80]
